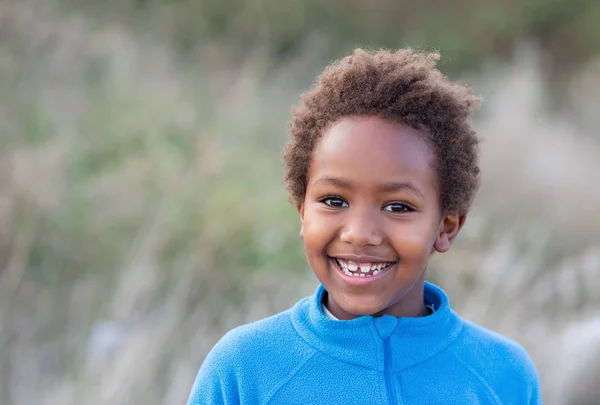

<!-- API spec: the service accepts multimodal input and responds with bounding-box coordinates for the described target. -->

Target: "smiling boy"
[187,48,542,404]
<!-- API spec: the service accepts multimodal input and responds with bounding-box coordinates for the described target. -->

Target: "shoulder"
[207,307,312,370]
[458,320,537,372]
[187,306,317,404]
[450,318,541,402]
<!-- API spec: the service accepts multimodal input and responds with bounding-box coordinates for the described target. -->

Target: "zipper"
[384,338,397,405]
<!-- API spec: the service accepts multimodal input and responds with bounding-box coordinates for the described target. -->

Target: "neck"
[325,274,428,319]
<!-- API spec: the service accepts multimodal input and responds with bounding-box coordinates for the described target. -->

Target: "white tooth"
[348,263,358,271]
[359,273,365,277]
[373,270,380,275]
[377,264,384,270]
[341,261,348,270]
[370,263,379,271]
[353,273,360,277]
[360,264,370,273]
[344,269,352,276]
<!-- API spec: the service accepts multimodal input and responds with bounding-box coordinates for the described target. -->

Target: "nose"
[339,207,383,247]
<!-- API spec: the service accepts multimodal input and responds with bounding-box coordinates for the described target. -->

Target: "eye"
[320,197,348,208]
[383,202,413,213]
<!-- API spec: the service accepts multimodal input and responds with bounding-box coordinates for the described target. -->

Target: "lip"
[330,254,396,263]
[329,257,396,286]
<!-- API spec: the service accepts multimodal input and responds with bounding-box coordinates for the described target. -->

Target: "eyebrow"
[378,181,424,197]
[312,176,353,189]
[312,176,424,198]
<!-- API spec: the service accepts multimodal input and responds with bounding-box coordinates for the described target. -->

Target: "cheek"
[388,220,437,257]
[302,208,337,251]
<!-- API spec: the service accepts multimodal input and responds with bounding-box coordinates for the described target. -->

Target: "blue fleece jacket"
[187,282,541,404]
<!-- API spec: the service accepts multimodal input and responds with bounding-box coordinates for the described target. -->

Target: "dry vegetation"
[0,1,599,404]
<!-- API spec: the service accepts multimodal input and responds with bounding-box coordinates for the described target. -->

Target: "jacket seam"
[263,350,318,404]
[450,350,502,405]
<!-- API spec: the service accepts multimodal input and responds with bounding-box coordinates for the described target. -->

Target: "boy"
[187,48,542,404]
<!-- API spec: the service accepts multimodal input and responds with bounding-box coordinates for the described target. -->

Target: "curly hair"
[283,48,482,214]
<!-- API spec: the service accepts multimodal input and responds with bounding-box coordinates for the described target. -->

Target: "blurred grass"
[0,0,599,404]
[0,4,309,402]
[56,0,600,82]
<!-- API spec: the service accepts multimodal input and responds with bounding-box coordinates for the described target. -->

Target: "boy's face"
[298,116,465,320]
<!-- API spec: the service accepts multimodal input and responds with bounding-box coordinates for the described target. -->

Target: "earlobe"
[434,213,467,253]
[434,233,451,253]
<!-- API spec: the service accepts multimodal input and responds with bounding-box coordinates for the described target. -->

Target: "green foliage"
[63,0,600,78]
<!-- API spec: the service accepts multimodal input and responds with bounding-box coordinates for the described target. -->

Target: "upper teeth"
[337,259,390,273]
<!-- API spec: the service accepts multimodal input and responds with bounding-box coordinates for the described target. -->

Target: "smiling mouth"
[331,257,395,278]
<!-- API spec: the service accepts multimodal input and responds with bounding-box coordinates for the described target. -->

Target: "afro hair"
[283,48,482,214]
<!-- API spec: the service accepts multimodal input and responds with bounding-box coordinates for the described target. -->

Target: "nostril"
[340,229,383,247]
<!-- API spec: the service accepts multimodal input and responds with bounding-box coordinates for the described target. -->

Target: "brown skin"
[297,116,466,320]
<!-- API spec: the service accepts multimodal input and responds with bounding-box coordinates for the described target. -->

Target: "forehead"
[309,116,437,188]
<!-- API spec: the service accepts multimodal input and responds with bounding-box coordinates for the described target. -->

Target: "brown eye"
[322,197,348,208]
[383,203,412,213]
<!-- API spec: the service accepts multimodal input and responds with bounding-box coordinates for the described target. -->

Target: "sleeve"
[528,362,543,405]
[186,336,241,405]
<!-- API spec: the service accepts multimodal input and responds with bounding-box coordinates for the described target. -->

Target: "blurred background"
[1,0,599,403]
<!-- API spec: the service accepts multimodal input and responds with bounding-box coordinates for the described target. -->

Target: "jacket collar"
[290,281,463,371]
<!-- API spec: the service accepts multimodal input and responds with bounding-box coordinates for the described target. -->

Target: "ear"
[296,203,305,239]
[434,212,467,253]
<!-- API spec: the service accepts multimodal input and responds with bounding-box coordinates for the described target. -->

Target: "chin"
[338,298,387,317]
